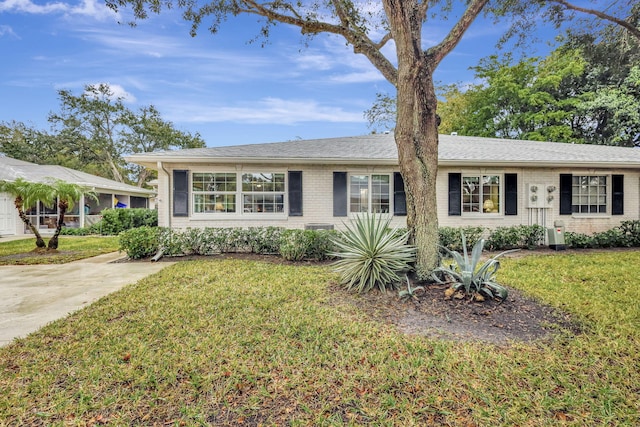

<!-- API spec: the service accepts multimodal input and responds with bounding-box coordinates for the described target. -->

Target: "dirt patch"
[335,282,580,345]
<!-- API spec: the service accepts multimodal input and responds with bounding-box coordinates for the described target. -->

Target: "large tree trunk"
[386,0,441,279]
[395,71,440,280]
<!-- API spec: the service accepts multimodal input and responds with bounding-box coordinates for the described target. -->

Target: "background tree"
[1,84,206,186]
[120,105,206,186]
[49,83,129,183]
[105,0,637,278]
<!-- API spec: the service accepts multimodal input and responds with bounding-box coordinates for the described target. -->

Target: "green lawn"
[0,236,120,265]
[0,252,638,425]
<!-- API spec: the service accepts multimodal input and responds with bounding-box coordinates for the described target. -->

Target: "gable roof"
[0,156,154,196]
[125,133,640,169]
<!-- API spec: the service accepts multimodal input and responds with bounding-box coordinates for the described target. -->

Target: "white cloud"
[0,24,18,37]
[0,0,67,14]
[86,82,137,103]
[164,97,365,125]
[0,0,114,20]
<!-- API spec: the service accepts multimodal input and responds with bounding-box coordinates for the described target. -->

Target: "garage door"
[0,192,16,235]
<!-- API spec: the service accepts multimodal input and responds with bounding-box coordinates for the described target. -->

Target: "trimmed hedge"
[117,221,640,260]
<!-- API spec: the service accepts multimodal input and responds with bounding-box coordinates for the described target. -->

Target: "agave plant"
[432,231,518,301]
[331,213,416,293]
[398,274,424,301]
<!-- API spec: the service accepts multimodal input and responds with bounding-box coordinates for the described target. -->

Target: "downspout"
[158,161,171,230]
[152,161,171,262]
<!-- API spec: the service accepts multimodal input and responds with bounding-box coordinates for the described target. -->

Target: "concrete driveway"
[0,251,175,347]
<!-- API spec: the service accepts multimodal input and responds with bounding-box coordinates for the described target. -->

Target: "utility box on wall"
[548,220,566,251]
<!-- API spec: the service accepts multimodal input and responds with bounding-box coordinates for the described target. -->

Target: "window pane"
[371,174,390,213]
[572,175,607,214]
[242,173,285,192]
[463,176,480,213]
[243,194,284,213]
[482,175,500,213]
[194,194,236,213]
[350,175,369,213]
[192,173,236,192]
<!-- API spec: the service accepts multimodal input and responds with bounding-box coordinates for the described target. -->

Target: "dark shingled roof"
[125,133,640,168]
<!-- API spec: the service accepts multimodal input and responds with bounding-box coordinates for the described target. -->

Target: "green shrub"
[591,228,626,248]
[618,220,640,247]
[247,227,284,254]
[97,208,158,235]
[565,231,593,248]
[433,232,517,301]
[305,229,338,261]
[486,225,544,251]
[331,214,416,293]
[119,226,159,259]
[279,229,312,261]
[157,228,185,256]
[59,227,93,236]
[439,226,484,252]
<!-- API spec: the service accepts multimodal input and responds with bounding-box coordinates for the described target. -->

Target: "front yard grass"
[0,236,119,265]
[0,252,638,425]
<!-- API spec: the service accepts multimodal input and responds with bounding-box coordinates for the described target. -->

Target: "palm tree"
[46,179,97,250]
[0,178,54,248]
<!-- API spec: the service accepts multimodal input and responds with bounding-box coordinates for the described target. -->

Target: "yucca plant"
[330,213,416,293]
[432,231,518,301]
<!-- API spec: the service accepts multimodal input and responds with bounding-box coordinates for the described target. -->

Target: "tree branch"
[426,0,489,65]
[549,0,640,41]
[241,0,398,84]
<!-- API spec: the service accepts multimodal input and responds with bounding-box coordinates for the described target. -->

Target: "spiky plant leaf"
[330,213,416,293]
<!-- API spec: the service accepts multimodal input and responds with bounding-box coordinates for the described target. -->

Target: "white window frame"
[461,174,503,216]
[191,170,287,218]
[571,175,608,215]
[240,172,287,215]
[192,172,238,214]
[348,173,392,215]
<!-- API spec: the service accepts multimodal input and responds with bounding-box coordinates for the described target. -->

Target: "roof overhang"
[126,155,640,170]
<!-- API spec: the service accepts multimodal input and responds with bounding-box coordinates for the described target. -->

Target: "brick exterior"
[155,162,639,235]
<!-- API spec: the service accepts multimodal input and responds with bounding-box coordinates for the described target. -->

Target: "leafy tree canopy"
[0,83,205,186]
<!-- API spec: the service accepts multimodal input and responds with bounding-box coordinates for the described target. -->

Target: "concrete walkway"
[0,251,175,347]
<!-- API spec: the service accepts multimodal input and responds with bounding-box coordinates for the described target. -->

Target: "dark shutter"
[393,172,407,216]
[288,171,303,216]
[448,173,462,216]
[559,174,572,215]
[173,170,189,217]
[504,173,518,216]
[612,174,624,215]
[333,172,348,217]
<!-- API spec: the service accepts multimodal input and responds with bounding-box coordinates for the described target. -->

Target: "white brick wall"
[155,162,640,235]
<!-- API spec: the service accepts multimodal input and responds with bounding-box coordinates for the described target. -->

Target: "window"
[462,175,501,214]
[572,175,607,214]
[349,174,390,213]
[242,173,285,213]
[192,172,237,213]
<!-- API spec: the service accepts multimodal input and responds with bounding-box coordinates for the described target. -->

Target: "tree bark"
[48,201,67,250]
[14,197,46,248]
[385,0,441,279]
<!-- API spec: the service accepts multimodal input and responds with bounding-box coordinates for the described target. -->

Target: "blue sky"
[0,0,559,147]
